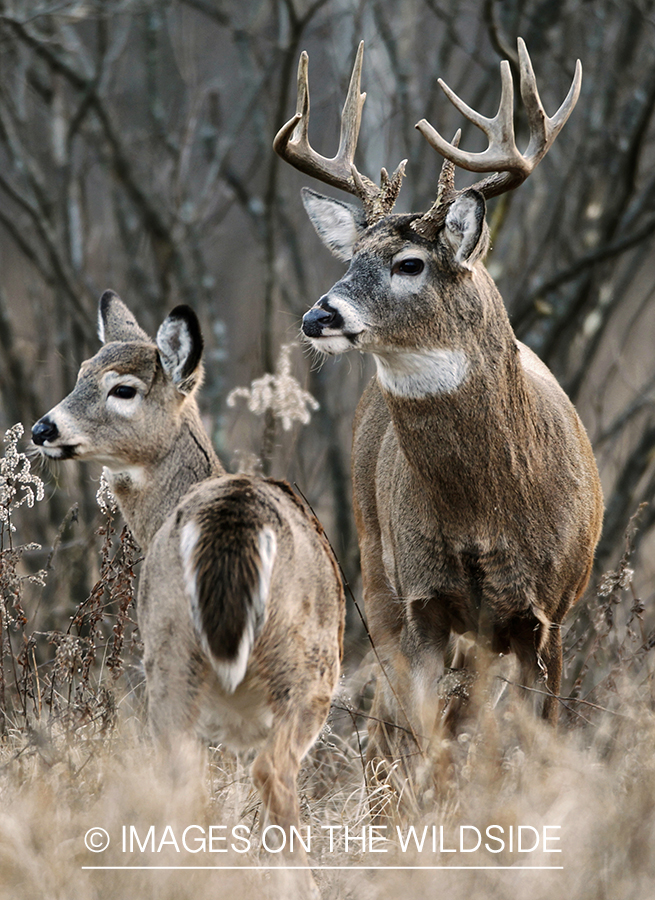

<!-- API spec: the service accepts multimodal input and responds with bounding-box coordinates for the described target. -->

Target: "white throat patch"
[374,348,469,399]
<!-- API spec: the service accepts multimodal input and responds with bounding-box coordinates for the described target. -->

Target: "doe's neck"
[106,404,223,550]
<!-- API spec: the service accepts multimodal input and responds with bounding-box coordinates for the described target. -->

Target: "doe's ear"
[98,290,150,343]
[301,187,367,262]
[156,305,204,395]
[443,189,489,270]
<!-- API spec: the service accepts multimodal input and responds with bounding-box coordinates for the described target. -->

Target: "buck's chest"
[376,460,535,609]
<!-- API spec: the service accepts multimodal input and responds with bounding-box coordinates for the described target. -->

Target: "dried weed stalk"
[227,342,319,466]
[0,424,46,737]
[45,477,141,735]
[562,503,654,726]
[0,428,141,749]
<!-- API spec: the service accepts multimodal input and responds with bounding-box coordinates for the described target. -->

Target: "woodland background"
[1,0,655,643]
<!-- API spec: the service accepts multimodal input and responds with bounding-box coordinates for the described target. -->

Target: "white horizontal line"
[82,865,564,871]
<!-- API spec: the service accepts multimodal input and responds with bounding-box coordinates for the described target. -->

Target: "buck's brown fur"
[298,189,603,781]
[275,41,602,786]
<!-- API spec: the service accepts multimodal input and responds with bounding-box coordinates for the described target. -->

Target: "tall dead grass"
[1,427,654,899]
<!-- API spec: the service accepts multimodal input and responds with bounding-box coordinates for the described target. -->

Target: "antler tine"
[294,50,311,145]
[411,130,461,239]
[415,39,582,203]
[338,41,366,170]
[273,42,366,198]
[517,36,582,165]
[437,129,461,197]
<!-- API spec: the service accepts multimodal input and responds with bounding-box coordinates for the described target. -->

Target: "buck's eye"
[109,384,137,400]
[392,258,425,276]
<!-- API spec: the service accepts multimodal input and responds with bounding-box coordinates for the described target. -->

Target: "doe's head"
[32,292,204,473]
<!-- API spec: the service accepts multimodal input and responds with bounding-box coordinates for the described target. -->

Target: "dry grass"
[1,431,655,899]
[1,670,654,900]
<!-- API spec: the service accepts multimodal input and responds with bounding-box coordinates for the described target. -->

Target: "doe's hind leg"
[251,701,330,900]
[144,647,209,788]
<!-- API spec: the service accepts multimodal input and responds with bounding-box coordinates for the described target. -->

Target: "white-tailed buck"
[32,293,344,894]
[275,41,603,773]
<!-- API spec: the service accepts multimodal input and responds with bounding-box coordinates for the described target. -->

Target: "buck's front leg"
[359,536,414,770]
[364,592,449,806]
[367,582,480,818]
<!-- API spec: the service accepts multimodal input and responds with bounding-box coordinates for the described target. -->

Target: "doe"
[275,40,603,773]
[33,292,344,891]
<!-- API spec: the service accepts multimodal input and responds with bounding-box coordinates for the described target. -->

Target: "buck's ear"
[301,187,367,262]
[156,305,204,395]
[443,190,489,269]
[98,290,150,343]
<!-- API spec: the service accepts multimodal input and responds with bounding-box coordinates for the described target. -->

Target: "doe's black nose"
[32,417,59,446]
[302,297,342,338]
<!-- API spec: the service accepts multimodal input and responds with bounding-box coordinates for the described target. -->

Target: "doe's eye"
[109,384,137,400]
[393,258,425,276]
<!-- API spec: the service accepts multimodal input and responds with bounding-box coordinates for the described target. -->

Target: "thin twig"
[498,677,630,718]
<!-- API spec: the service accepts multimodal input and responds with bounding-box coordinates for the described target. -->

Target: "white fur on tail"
[181,521,277,693]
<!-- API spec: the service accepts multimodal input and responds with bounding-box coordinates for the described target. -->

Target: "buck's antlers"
[275,39,582,233]
[273,41,406,225]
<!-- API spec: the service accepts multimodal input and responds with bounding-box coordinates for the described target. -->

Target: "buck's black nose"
[302,297,342,337]
[32,417,59,446]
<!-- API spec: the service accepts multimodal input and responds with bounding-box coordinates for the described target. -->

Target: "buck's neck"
[106,402,223,550]
[375,307,534,513]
